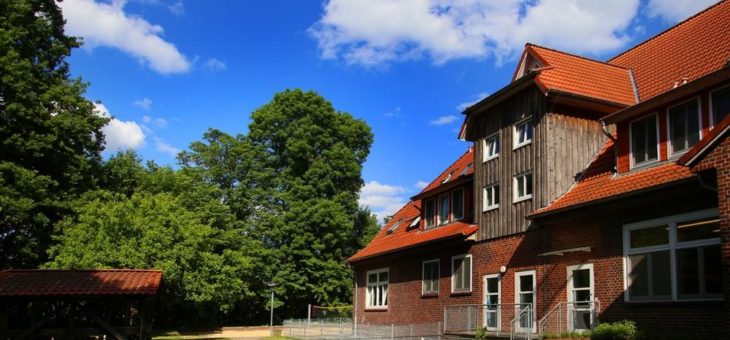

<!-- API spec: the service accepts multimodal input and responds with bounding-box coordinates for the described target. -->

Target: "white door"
[567,264,594,331]
[483,274,500,330]
[515,270,536,332]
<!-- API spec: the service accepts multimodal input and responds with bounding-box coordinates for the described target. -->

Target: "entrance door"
[567,264,594,331]
[515,270,536,332]
[483,274,500,330]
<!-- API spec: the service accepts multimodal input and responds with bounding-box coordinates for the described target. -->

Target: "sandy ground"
[154,326,285,339]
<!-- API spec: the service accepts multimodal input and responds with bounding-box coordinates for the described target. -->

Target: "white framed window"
[483,274,501,330]
[424,198,436,228]
[483,184,500,211]
[366,268,389,308]
[623,209,722,302]
[452,188,464,221]
[438,193,450,225]
[483,133,500,162]
[710,85,730,127]
[513,117,533,149]
[513,172,532,203]
[667,98,701,156]
[422,259,440,295]
[629,113,659,168]
[451,254,472,293]
[515,270,536,332]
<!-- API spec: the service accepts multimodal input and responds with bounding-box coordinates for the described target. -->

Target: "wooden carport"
[0,269,162,340]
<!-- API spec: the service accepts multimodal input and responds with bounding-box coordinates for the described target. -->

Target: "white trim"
[514,270,537,332]
[513,116,533,150]
[483,132,500,162]
[451,254,473,293]
[666,96,702,157]
[629,112,660,169]
[709,83,730,128]
[567,264,595,331]
[622,209,722,302]
[366,268,389,309]
[422,259,440,295]
[483,274,501,331]
[513,172,533,203]
[483,184,500,212]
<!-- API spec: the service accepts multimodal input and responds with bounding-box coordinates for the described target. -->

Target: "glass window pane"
[629,254,648,297]
[631,115,657,164]
[677,248,700,296]
[646,116,658,160]
[517,177,525,197]
[574,290,591,302]
[379,272,388,282]
[464,257,471,288]
[526,121,533,140]
[526,173,533,196]
[439,195,450,225]
[452,189,464,220]
[704,245,722,294]
[677,218,720,242]
[520,275,533,292]
[652,250,671,296]
[520,293,533,305]
[368,273,377,283]
[425,199,435,227]
[712,86,730,124]
[630,225,669,248]
[573,269,590,289]
[669,101,700,153]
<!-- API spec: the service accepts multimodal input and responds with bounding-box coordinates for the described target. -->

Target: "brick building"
[348,1,730,339]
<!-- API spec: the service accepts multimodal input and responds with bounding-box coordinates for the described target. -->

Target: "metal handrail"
[443,303,531,336]
[509,305,533,340]
[537,300,600,338]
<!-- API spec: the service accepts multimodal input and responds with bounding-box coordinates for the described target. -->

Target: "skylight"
[409,216,421,228]
[387,219,403,234]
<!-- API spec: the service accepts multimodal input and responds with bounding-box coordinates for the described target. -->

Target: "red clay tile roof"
[609,0,730,101]
[530,139,695,217]
[348,200,477,263]
[679,114,730,167]
[417,148,474,195]
[525,44,637,106]
[0,269,163,297]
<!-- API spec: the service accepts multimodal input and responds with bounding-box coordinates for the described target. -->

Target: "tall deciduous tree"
[0,0,107,268]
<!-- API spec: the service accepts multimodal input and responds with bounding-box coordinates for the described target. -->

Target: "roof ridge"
[2,269,163,273]
[526,43,631,70]
[608,0,727,62]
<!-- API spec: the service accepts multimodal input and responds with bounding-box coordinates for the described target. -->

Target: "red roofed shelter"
[0,269,162,340]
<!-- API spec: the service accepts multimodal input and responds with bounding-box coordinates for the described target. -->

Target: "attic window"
[387,219,403,234]
[409,216,421,228]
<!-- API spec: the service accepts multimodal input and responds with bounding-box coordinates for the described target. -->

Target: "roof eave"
[410,174,473,201]
[346,227,477,264]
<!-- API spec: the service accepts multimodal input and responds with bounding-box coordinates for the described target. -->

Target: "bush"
[591,320,637,340]
[475,327,488,340]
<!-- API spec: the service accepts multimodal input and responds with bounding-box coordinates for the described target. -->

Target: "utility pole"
[268,282,277,336]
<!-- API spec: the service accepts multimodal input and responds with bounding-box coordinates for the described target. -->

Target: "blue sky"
[60,0,717,221]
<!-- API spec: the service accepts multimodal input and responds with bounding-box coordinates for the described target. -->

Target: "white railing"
[537,301,600,338]
[284,318,441,339]
[443,303,531,336]
[509,305,533,340]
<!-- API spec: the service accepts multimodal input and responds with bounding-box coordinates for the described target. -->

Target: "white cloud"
[154,138,180,157]
[430,115,459,126]
[133,97,153,110]
[142,115,168,127]
[415,181,429,189]
[359,181,409,222]
[203,58,227,71]
[59,0,191,74]
[646,0,718,22]
[456,92,489,112]
[384,106,402,118]
[309,0,641,67]
[95,103,146,151]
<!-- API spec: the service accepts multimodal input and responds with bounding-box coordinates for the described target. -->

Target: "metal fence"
[283,318,442,339]
[443,303,532,337]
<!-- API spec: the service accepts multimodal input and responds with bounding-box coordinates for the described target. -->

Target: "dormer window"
[424,198,436,228]
[668,99,700,156]
[630,114,659,168]
[513,117,533,149]
[711,85,730,125]
[452,188,464,220]
[438,194,450,225]
[483,133,500,162]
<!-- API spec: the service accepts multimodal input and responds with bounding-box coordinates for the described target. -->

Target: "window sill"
[450,291,472,297]
[513,195,532,204]
[513,141,532,151]
[629,159,659,171]
[483,155,499,163]
[483,205,499,212]
[364,307,388,312]
[421,292,439,298]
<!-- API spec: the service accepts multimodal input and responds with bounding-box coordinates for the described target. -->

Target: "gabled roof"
[0,269,163,297]
[530,139,695,218]
[524,44,637,106]
[347,199,477,263]
[415,148,474,196]
[679,114,730,167]
[609,0,730,101]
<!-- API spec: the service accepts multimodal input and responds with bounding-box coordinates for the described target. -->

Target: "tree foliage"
[0,0,107,267]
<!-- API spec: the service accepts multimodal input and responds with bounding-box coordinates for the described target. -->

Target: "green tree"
[246,89,373,317]
[0,0,107,267]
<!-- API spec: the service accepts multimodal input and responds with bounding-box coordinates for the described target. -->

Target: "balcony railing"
[538,301,600,337]
[443,303,533,337]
